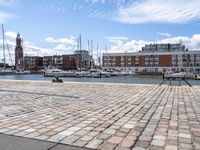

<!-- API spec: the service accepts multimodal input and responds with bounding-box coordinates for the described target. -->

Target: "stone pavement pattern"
[0,80,200,150]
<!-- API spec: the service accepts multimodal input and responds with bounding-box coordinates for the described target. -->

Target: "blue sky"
[0,0,200,62]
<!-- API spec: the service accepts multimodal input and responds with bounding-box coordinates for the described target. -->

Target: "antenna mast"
[91,40,93,57]
[88,40,90,54]
[97,43,99,66]
[77,37,79,50]
[79,34,82,51]
[2,24,6,69]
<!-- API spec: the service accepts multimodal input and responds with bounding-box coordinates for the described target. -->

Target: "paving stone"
[103,129,116,135]
[72,140,88,147]
[120,139,135,148]
[194,141,200,150]
[60,135,80,144]
[96,133,111,140]
[179,137,192,144]
[135,140,149,148]
[179,143,193,149]
[85,139,103,149]
[115,146,131,150]
[165,145,178,150]
[151,139,165,147]
[149,145,164,150]
[115,131,127,137]
[59,130,75,136]
[0,81,200,150]
[139,135,152,141]
[108,136,123,144]
[99,141,117,150]
[153,135,166,140]
[46,134,66,142]
[179,133,192,139]
[132,147,146,150]
[194,136,200,143]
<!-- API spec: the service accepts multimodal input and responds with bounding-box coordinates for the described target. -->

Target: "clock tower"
[15,33,23,71]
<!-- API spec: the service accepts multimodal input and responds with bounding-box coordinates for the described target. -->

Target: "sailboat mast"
[2,24,6,69]
[97,43,99,65]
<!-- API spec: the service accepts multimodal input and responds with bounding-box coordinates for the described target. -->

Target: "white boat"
[164,71,193,79]
[193,74,200,80]
[0,69,15,75]
[120,71,136,76]
[76,71,88,77]
[0,24,15,74]
[87,69,111,78]
[15,70,31,75]
[44,69,76,77]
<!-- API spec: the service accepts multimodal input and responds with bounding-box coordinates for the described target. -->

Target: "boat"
[15,70,31,75]
[76,71,88,77]
[120,70,136,76]
[164,71,193,79]
[193,74,200,80]
[0,24,15,75]
[44,68,76,77]
[87,69,111,78]
[0,69,15,75]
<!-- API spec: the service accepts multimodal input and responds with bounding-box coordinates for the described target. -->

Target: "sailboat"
[0,24,15,75]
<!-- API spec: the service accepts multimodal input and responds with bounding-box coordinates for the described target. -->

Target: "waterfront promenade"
[0,80,200,150]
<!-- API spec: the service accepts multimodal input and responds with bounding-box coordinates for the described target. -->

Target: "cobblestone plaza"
[0,80,200,150]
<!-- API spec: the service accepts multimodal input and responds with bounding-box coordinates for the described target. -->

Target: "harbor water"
[0,74,200,86]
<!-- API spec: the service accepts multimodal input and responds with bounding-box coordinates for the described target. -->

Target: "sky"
[0,0,200,64]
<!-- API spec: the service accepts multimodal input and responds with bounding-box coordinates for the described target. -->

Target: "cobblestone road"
[0,80,200,150]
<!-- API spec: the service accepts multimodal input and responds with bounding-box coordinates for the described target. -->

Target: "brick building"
[43,55,63,69]
[24,56,43,71]
[103,43,200,73]
[62,54,77,70]
[43,54,78,70]
[23,50,94,71]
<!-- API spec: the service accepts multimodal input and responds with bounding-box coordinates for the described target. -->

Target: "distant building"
[142,43,185,52]
[43,55,63,69]
[103,43,200,73]
[24,56,43,71]
[75,50,94,70]
[15,33,23,71]
[62,54,77,70]
[43,55,78,70]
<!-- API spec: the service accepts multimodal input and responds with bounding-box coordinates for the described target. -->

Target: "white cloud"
[157,32,172,37]
[45,37,56,43]
[106,34,200,53]
[106,36,129,45]
[85,0,127,5]
[45,36,76,46]
[106,36,129,41]
[5,31,17,39]
[0,0,16,23]
[114,0,200,24]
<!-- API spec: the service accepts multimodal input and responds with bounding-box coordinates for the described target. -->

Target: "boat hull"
[0,71,15,75]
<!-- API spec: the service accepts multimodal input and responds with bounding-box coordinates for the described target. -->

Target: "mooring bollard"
[52,74,63,83]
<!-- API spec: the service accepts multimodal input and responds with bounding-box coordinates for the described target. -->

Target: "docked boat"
[76,71,88,77]
[193,74,200,80]
[44,69,76,77]
[0,69,15,75]
[0,24,15,75]
[87,69,111,78]
[164,71,194,79]
[15,70,31,75]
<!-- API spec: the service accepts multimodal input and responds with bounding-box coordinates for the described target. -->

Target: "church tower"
[15,33,23,71]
